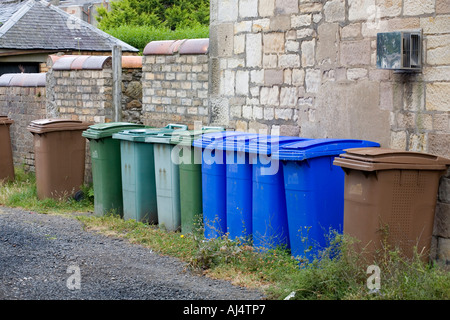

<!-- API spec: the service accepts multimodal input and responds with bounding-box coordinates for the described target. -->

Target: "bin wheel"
[73,190,85,202]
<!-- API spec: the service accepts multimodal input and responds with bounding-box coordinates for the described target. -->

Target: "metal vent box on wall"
[376,30,422,71]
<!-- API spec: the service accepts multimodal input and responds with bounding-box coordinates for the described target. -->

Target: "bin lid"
[333,147,450,171]
[273,139,380,160]
[0,116,14,125]
[192,131,253,149]
[27,118,91,134]
[244,135,311,156]
[112,124,188,142]
[163,126,225,146]
[82,122,146,139]
[215,133,260,152]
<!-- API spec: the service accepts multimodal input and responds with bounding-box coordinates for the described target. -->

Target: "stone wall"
[209,0,450,264]
[142,39,210,128]
[46,55,114,123]
[0,73,47,171]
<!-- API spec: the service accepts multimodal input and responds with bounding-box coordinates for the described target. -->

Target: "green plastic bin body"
[112,124,187,223]
[172,127,224,234]
[82,122,145,216]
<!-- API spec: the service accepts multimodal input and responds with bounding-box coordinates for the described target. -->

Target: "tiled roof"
[0,0,138,52]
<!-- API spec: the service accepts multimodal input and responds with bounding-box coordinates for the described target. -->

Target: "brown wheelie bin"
[27,119,91,200]
[333,147,450,262]
[0,116,14,182]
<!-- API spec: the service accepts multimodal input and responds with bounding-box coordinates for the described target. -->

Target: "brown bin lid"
[0,116,14,125]
[334,147,450,171]
[27,118,91,134]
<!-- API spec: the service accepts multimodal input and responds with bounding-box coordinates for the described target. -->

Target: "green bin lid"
[112,123,188,142]
[165,126,225,146]
[82,122,146,139]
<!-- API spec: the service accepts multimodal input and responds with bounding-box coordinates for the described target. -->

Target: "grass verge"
[1,168,449,300]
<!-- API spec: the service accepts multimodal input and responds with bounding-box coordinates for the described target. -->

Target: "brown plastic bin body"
[27,119,91,200]
[0,116,14,182]
[333,148,450,262]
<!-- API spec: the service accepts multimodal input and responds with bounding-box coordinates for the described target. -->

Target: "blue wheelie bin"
[245,135,311,250]
[274,138,380,261]
[219,133,258,240]
[193,131,253,239]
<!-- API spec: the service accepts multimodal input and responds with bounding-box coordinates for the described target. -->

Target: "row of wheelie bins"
[2,117,449,262]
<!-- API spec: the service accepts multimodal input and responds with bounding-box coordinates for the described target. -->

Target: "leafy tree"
[96,0,209,30]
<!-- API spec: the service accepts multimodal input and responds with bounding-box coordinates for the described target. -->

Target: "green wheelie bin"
[82,122,146,216]
[171,126,224,234]
[112,124,187,223]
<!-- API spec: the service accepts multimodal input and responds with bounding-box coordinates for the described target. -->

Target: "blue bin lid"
[273,138,381,160]
[244,135,311,155]
[214,133,260,152]
[192,131,254,149]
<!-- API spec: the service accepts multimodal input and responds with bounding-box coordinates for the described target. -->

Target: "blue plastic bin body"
[245,135,311,250]
[221,133,258,240]
[275,139,380,261]
[193,131,252,239]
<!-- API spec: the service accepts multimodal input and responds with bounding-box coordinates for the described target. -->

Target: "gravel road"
[0,205,264,300]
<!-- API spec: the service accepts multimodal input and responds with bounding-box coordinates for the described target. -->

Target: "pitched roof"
[0,0,138,52]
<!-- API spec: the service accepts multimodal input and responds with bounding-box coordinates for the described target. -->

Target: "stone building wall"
[142,39,210,128]
[209,0,450,264]
[0,73,47,171]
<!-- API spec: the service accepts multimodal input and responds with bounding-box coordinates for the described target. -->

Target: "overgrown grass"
[1,167,449,300]
[0,167,93,214]
[103,25,210,53]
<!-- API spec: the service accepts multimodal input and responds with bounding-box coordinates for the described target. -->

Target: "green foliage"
[103,24,209,52]
[96,0,210,31]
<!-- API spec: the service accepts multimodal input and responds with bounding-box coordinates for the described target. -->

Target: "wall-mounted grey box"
[376,30,422,71]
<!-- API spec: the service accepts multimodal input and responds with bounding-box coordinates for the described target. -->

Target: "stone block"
[263,33,285,53]
[264,69,284,86]
[291,14,312,28]
[434,202,450,238]
[260,86,280,106]
[426,82,450,111]
[340,40,371,66]
[348,0,375,21]
[428,133,450,159]
[236,70,249,96]
[324,0,345,22]
[439,177,450,203]
[278,54,300,68]
[270,15,291,31]
[275,0,299,15]
[239,0,258,18]
[403,0,435,16]
[436,0,450,14]
[259,0,275,16]
[301,39,315,67]
[217,0,238,22]
[305,69,321,93]
[426,35,450,66]
[246,34,262,68]
[316,23,338,66]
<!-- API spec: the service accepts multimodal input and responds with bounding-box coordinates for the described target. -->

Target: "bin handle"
[202,126,224,131]
[166,123,188,130]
